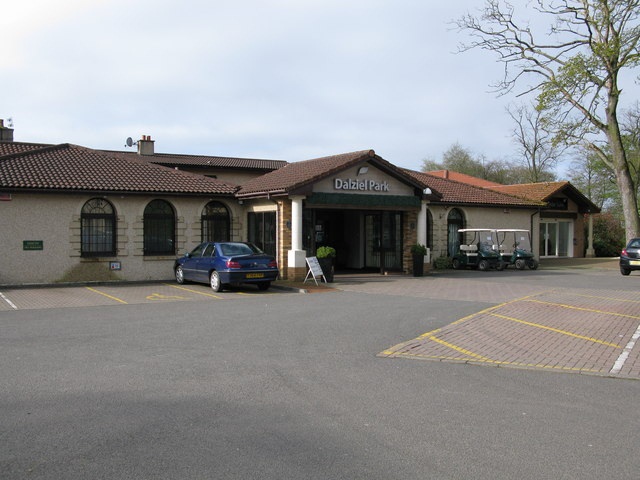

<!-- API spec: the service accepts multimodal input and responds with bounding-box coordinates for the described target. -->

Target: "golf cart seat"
[460,244,478,256]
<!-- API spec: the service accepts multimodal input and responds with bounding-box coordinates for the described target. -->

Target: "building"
[0,121,600,285]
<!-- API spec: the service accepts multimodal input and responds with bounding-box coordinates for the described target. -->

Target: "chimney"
[137,135,155,155]
[0,119,14,142]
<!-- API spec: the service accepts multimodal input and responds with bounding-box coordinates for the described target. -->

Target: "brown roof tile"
[405,170,544,207]
[237,150,426,197]
[0,144,237,195]
[427,170,502,188]
[114,151,287,171]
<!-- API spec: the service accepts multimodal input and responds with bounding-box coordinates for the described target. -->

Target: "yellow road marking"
[86,287,128,304]
[563,293,640,304]
[146,293,187,300]
[524,299,640,320]
[165,283,224,299]
[425,335,494,361]
[489,313,622,348]
[390,352,602,373]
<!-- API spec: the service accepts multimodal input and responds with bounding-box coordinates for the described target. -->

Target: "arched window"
[447,208,465,257]
[144,199,175,255]
[81,198,116,257]
[201,201,230,242]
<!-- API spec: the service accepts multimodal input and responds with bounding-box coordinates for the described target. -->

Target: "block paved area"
[377,287,640,379]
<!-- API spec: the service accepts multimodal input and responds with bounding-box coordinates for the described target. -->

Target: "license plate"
[246,273,264,279]
[630,260,640,266]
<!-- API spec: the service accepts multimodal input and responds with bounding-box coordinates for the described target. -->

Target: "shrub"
[316,246,336,258]
[410,244,428,256]
[434,255,452,269]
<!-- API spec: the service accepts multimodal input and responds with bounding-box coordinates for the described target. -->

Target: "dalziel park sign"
[334,178,390,192]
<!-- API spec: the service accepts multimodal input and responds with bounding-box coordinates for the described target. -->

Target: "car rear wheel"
[621,266,631,276]
[257,282,271,291]
[210,271,223,292]
[175,265,185,284]
[478,259,489,271]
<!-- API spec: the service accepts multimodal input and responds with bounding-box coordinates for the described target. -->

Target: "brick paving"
[377,287,640,379]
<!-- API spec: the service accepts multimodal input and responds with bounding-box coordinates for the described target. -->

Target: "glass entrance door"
[539,221,572,257]
[364,212,402,272]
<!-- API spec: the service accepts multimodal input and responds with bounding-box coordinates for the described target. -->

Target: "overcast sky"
[3,1,636,174]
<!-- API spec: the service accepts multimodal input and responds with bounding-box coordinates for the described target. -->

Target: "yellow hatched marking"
[393,352,602,373]
[385,292,553,356]
[165,284,224,299]
[490,313,622,348]
[146,293,187,300]
[425,335,494,361]
[86,287,128,304]
[524,299,640,320]
[565,293,640,304]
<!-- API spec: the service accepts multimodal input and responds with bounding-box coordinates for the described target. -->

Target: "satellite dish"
[125,137,133,147]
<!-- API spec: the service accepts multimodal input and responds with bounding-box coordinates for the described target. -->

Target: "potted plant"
[316,246,336,282]
[411,244,428,277]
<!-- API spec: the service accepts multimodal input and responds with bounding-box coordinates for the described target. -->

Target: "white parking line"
[610,326,640,374]
[0,291,18,309]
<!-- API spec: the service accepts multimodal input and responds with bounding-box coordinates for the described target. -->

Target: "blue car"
[174,242,279,292]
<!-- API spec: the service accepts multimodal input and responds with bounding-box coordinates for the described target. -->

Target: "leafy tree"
[569,148,619,211]
[591,212,626,256]
[456,0,640,242]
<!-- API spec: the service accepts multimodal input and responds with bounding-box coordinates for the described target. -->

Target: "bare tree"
[507,102,564,182]
[456,0,640,241]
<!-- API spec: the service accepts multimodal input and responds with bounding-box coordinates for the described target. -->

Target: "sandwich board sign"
[304,256,326,285]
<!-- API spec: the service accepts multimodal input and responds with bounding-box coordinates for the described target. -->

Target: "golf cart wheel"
[496,262,505,271]
[478,259,489,271]
[452,258,461,270]
[527,259,539,270]
[515,258,526,270]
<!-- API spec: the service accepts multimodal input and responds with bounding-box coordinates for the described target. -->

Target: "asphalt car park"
[1,259,639,480]
[0,281,291,312]
[1,259,639,379]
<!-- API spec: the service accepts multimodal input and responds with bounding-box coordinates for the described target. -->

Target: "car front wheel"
[210,271,223,292]
[175,265,185,284]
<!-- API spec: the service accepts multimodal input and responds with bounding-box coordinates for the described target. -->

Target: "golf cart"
[496,229,538,270]
[452,229,504,271]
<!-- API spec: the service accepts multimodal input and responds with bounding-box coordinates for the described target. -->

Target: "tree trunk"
[606,92,640,241]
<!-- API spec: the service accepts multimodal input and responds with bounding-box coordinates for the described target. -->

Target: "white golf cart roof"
[457,228,498,233]
[496,229,530,233]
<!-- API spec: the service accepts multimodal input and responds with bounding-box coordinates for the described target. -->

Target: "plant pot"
[317,257,334,282]
[412,254,424,277]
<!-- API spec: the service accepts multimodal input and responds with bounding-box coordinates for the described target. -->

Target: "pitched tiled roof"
[0,141,54,156]
[489,181,601,213]
[115,151,287,171]
[237,149,425,197]
[427,170,502,188]
[488,182,569,201]
[405,170,544,207]
[0,143,237,195]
